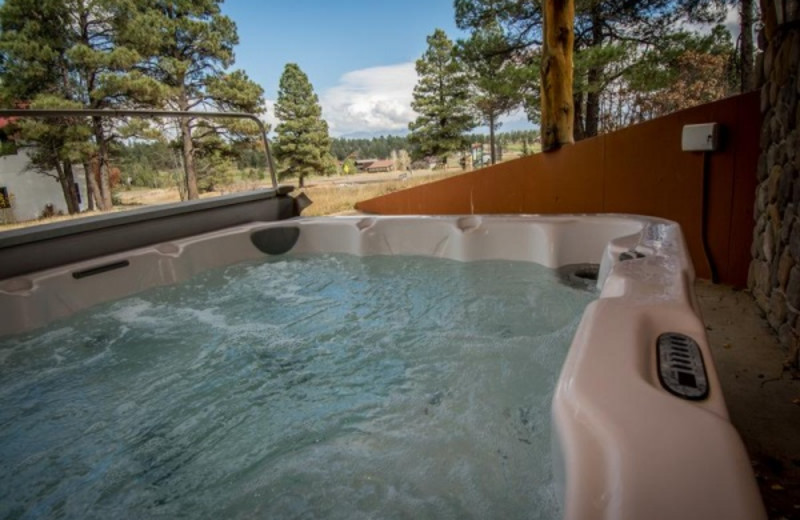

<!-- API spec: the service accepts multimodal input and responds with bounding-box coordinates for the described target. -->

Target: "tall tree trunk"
[64,160,81,213]
[584,1,603,138]
[740,0,755,92]
[170,149,188,201]
[759,0,777,40]
[541,0,575,151]
[92,117,113,209]
[179,116,199,200]
[489,111,497,165]
[84,159,104,211]
[585,81,600,137]
[573,91,585,140]
[54,160,80,214]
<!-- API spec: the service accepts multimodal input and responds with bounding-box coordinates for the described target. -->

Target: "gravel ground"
[696,280,800,519]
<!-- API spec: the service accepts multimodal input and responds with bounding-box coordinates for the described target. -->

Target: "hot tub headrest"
[250,227,301,255]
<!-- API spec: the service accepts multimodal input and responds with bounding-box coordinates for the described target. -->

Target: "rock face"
[749,23,800,367]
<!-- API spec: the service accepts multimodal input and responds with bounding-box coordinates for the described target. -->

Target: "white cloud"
[320,63,418,136]
[679,5,741,40]
[261,98,279,132]
[723,4,741,40]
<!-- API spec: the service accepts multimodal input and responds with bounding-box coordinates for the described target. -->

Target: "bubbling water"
[0,254,595,519]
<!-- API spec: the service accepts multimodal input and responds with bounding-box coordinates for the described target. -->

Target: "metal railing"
[0,108,278,189]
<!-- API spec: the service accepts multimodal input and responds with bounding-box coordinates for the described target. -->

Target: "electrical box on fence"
[681,123,720,152]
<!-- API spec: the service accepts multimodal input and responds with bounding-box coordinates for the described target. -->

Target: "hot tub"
[0,206,765,519]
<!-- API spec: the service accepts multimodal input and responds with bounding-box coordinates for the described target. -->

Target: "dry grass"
[301,170,461,216]
[0,169,464,232]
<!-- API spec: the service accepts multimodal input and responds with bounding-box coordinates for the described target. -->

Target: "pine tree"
[0,0,164,211]
[458,21,525,165]
[408,29,475,162]
[455,0,729,138]
[69,0,164,210]
[128,0,265,200]
[273,63,331,188]
[0,0,81,213]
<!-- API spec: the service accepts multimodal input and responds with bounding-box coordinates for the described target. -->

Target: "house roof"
[366,159,394,169]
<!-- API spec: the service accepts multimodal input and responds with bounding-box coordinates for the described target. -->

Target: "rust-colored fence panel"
[356,92,760,286]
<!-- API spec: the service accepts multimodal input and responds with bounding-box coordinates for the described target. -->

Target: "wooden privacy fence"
[356,92,760,286]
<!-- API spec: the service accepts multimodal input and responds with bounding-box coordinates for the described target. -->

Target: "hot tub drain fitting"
[556,263,600,291]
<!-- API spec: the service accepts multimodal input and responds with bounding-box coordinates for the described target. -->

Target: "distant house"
[365,159,394,173]
[354,159,375,172]
[353,158,395,173]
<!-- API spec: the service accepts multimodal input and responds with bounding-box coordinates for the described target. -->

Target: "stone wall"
[749,23,800,366]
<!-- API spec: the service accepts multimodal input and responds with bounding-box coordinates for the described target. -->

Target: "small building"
[0,146,88,223]
[354,159,375,172]
[365,159,394,173]
[0,116,90,223]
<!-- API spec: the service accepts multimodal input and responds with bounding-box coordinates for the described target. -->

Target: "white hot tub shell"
[0,214,766,519]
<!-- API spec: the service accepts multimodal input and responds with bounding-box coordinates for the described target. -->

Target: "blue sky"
[223,1,463,95]
[220,0,494,137]
[220,1,739,138]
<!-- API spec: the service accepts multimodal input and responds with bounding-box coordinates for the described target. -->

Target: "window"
[0,186,10,209]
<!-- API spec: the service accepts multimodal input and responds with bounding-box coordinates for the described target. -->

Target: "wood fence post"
[541,0,575,151]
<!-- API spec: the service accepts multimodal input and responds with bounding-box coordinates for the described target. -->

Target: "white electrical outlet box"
[682,123,720,152]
